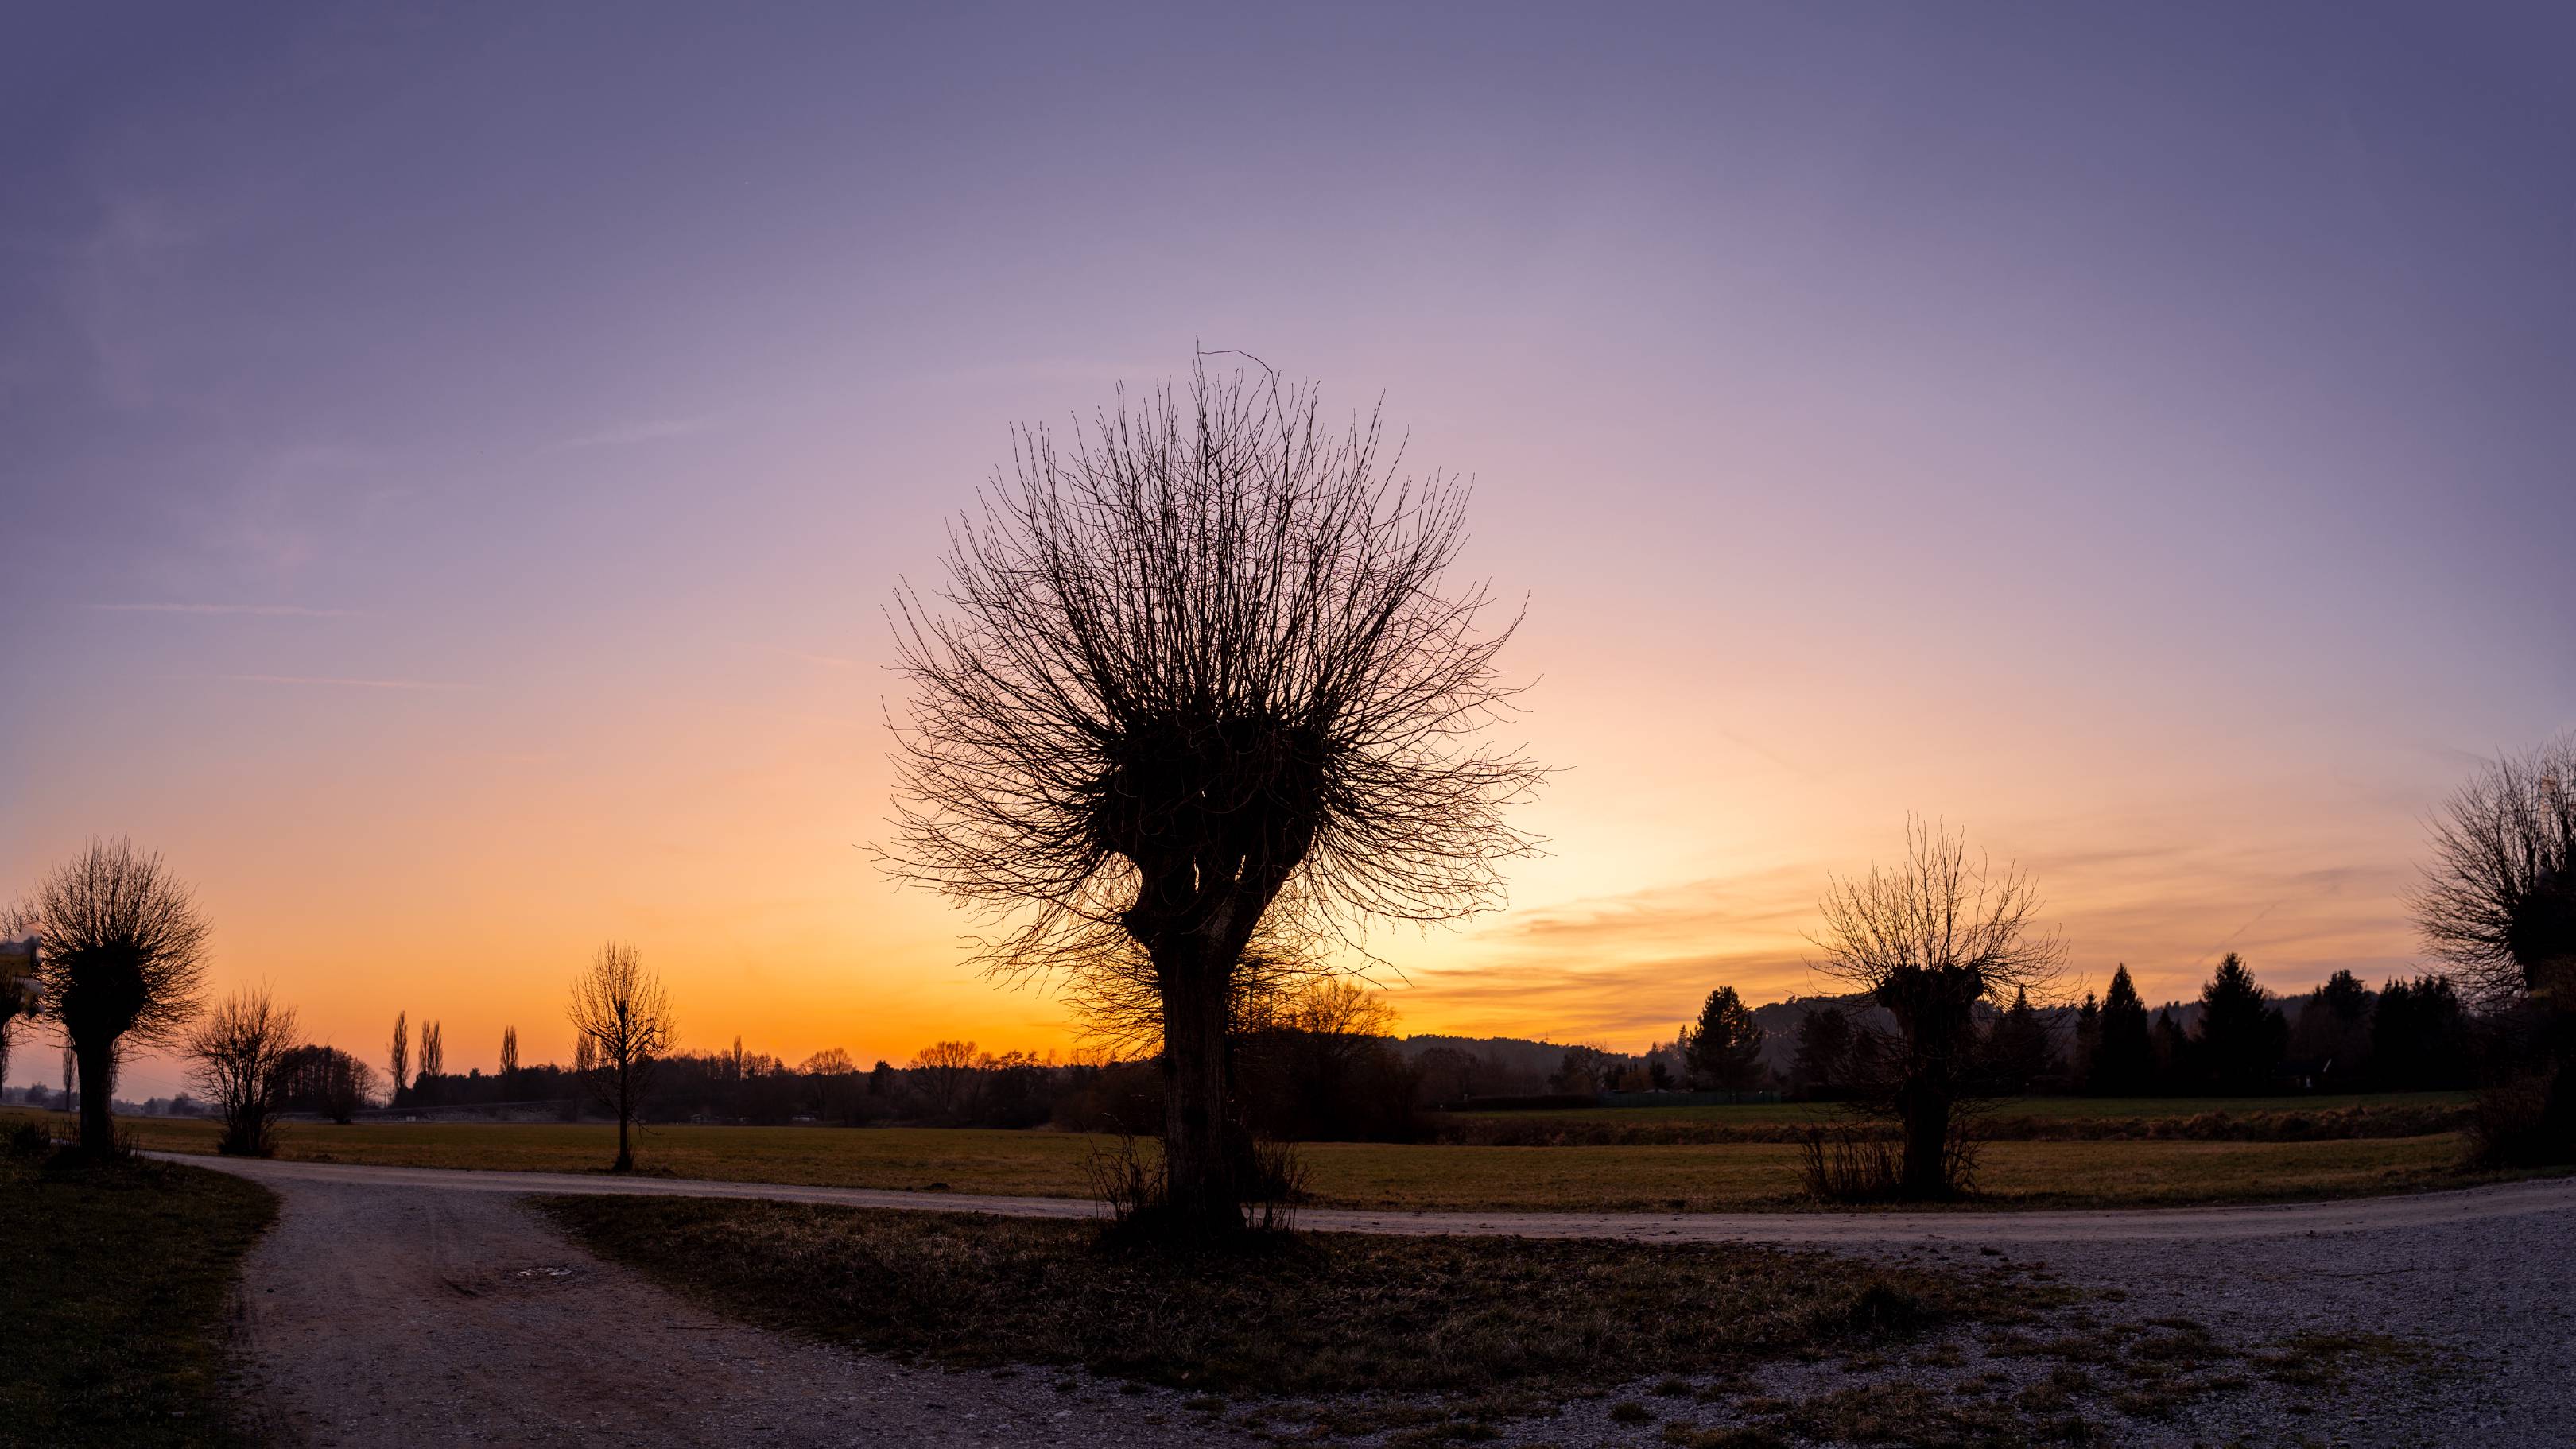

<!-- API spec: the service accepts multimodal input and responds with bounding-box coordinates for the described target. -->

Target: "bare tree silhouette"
[2414,734,2576,1156]
[388,1010,409,1107]
[1809,819,2062,1199]
[29,838,210,1155]
[1056,934,1317,1061]
[2415,735,2576,1005]
[0,901,37,1100]
[883,360,1542,1230]
[186,987,301,1156]
[568,943,674,1172]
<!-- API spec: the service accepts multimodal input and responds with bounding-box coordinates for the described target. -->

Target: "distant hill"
[1389,1034,1566,1077]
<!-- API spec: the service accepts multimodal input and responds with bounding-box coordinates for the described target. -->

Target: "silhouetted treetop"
[2413,734,2576,1009]
[883,360,1546,978]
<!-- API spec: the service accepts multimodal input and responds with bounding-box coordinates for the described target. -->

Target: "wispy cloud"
[217,674,470,691]
[94,602,366,618]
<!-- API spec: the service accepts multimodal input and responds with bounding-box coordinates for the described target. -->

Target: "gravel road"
[223,1176,1244,1448]
[169,1151,2576,1242]
[188,1156,2575,1447]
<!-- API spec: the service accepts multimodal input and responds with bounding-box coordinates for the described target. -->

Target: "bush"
[2468,1069,2571,1166]
[6,1119,52,1159]
[1083,1131,1307,1238]
[1800,1122,1977,1204]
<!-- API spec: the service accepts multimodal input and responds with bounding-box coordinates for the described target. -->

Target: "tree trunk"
[75,1037,116,1156]
[1899,1084,1952,1199]
[614,1063,634,1172]
[2545,1009,2576,1159]
[1157,951,1243,1231]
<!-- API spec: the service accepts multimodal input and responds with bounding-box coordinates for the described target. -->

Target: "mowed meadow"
[35,1094,2531,1212]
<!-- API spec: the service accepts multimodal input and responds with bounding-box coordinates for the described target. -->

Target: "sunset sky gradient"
[6,4,2571,1098]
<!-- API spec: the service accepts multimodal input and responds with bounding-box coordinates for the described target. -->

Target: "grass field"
[1447,1091,2471,1126]
[0,1145,277,1449]
[1436,1091,2476,1145]
[537,1193,2036,1398]
[33,1102,2546,1211]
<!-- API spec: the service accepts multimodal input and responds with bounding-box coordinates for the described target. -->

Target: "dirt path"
[225,1174,1243,1447]
[173,1151,2576,1242]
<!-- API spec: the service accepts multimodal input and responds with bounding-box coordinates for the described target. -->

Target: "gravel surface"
[168,1152,2576,1242]
[225,1177,1245,1447]
[1931,1189,2576,1446]
[200,1156,2576,1447]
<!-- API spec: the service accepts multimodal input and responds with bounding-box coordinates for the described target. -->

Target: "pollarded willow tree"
[30,837,211,1155]
[1809,818,2062,1199]
[2412,734,2576,1155]
[886,360,1544,1230]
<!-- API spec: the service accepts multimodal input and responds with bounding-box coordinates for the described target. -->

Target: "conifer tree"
[1680,986,1768,1090]
[1983,986,2058,1093]
[2070,991,2101,1091]
[2196,952,2287,1094]
[2092,965,2154,1095]
[2151,1006,2196,1091]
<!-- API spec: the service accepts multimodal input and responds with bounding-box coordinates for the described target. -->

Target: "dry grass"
[1437,1093,2475,1145]
[0,1145,277,1448]
[535,1194,2033,1397]
[38,1102,2544,1211]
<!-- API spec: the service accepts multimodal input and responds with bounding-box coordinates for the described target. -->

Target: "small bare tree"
[309,1047,370,1123]
[568,942,674,1172]
[29,838,211,1155]
[185,988,301,1156]
[912,1039,982,1122]
[2413,734,2576,1156]
[886,360,1543,1230]
[1809,819,2062,1199]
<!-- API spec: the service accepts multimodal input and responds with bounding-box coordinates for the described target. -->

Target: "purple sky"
[5,3,2571,1094]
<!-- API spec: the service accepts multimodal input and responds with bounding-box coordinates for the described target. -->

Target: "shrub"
[2468,1068,2570,1166]
[6,1119,52,1159]
[1801,1122,1977,1204]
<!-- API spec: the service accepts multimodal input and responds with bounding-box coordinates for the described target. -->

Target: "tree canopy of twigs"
[568,941,675,1172]
[2415,734,2576,1159]
[186,986,301,1156]
[2412,734,2576,1010]
[1055,935,1321,1060]
[29,837,211,1155]
[884,360,1542,1230]
[1807,818,2062,1200]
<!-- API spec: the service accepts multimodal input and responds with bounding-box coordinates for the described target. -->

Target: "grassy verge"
[46,1103,2547,1211]
[0,1145,277,1449]
[1438,1093,2477,1145]
[535,1194,2041,1398]
[1445,1091,2471,1128]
